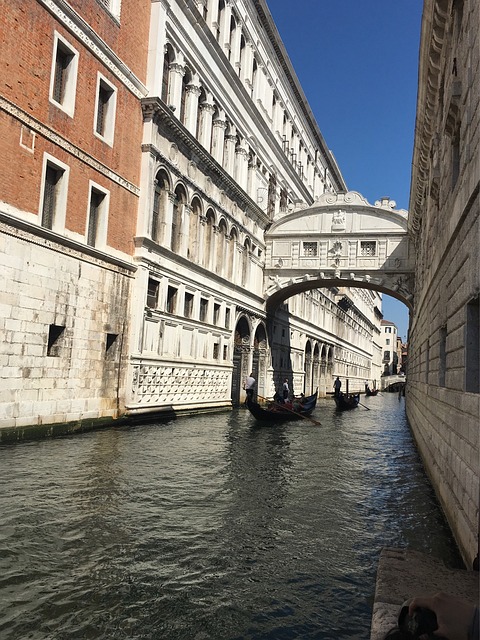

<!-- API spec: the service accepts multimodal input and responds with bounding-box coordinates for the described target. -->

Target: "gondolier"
[244,373,256,402]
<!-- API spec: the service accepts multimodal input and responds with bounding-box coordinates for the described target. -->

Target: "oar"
[257,395,322,426]
[358,401,371,411]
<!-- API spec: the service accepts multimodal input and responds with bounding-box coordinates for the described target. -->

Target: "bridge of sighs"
[263,191,415,311]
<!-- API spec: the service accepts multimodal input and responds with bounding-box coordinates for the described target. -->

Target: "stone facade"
[1,0,385,432]
[407,0,479,566]
[0,0,149,430]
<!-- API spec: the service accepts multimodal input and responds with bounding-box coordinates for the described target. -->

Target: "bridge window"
[303,242,318,257]
[361,241,376,256]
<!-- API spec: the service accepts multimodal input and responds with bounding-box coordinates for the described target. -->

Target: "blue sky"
[267,0,422,342]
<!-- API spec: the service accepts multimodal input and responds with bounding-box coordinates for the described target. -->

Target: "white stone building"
[407,0,479,567]
[380,319,399,376]
[126,0,383,414]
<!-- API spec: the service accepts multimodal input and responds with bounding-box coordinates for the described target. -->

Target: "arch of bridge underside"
[264,191,415,312]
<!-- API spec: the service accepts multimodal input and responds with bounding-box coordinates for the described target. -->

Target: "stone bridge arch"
[264,191,415,311]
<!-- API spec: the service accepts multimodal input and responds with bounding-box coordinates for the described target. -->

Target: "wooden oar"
[257,395,322,426]
[358,400,371,410]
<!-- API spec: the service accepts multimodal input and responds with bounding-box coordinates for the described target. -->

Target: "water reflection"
[0,395,462,640]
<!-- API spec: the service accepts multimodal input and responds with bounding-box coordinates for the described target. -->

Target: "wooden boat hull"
[246,391,318,423]
[334,393,360,411]
[365,389,378,396]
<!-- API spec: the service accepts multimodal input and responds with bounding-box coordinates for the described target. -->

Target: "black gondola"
[365,388,378,396]
[334,392,360,410]
[246,390,318,423]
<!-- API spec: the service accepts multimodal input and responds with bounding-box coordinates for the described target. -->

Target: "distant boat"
[365,388,379,397]
[334,393,360,411]
[246,390,318,423]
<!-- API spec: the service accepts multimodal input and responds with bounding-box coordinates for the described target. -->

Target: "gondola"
[334,392,360,411]
[365,388,378,397]
[246,390,318,423]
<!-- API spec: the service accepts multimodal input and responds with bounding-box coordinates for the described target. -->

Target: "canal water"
[0,394,461,640]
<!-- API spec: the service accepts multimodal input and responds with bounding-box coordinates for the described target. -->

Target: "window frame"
[49,32,79,117]
[93,72,117,146]
[39,153,69,232]
[86,181,109,249]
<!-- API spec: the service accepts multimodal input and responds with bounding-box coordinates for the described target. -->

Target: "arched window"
[162,44,175,104]
[151,169,170,242]
[228,15,236,61]
[239,35,246,78]
[251,58,257,99]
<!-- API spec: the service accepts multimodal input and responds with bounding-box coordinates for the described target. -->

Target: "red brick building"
[0,0,150,434]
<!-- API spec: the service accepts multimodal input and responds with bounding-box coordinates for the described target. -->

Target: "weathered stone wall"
[407,0,479,567]
[0,218,134,430]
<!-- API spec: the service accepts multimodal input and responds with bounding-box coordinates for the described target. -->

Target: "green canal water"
[0,394,461,639]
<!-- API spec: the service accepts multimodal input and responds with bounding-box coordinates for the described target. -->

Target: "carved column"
[241,41,254,87]
[198,99,215,151]
[234,141,249,191]
[184,83,202,135]
[219,0,233,57]
[211,116,227,164]
[146,0,169,97]
[230,22,242,70]
[162,191,176,249]
[179,204,192,258]
[167,60,185,112]
[224,130,237,176]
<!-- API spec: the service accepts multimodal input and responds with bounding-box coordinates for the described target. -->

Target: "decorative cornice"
[1,97,140,196]
[38,0,147,98]
[141,97,270,228]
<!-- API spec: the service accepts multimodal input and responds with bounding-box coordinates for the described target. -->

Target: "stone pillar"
[207,0,219,37]
[211,114,227,164]
[136,147,157,238]
[242,41,254,89]
[162,191,176,249]
[168,59,185,112]
[230,22,242,71]
[184,83,202,135]
[198,98,215,151]
[234,141,249,191]
[179,204,191,257]
[219,1,233,57]
[224,129,237,176]
[146,0,169,97]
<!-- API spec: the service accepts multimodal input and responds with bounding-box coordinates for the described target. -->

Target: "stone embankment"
[370,548,479,639]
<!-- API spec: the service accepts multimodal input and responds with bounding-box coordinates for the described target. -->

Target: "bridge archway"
[264,191,415,311]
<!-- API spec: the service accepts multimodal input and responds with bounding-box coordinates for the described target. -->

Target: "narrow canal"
[0,394,461,640]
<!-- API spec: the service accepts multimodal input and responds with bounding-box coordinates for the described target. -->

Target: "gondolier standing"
[334,376,342,397]
[282,379,289,400]
[244,373,256,402]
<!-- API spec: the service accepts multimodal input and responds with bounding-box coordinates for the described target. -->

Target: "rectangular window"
[223,345,228,360]
[303,242,317,257]
[94,74,117,145]
[385,327,392,333]
[213,303,220,326]
[87,186,107,248]
[361,241,377,256]
[213,343,219,360]
[146,279,159,308]
[184,292,194,318]
[105,333,118,357]
[386,339,390,346]
[465,297,479,393]
[40,156,68,232]
[98,0,121,17]
[383,351,390,361]
[49,34,78,116]
[47,324,65,357]
[225,307,231,329]
[166,286,177,314]
[199,298,209,322]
